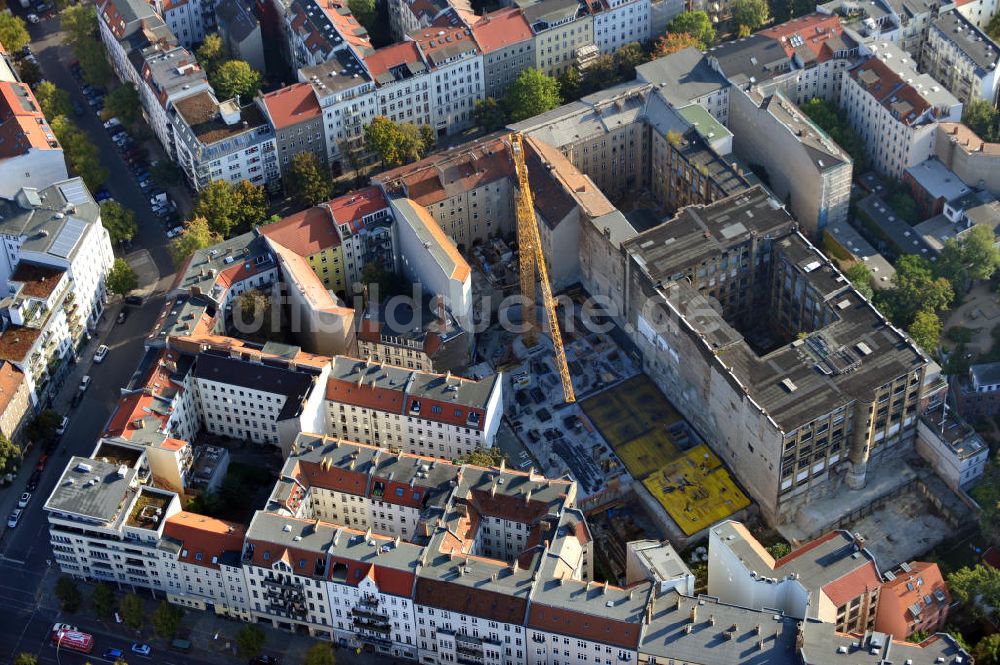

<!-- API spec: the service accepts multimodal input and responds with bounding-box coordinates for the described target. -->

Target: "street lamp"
[55,629,65,665]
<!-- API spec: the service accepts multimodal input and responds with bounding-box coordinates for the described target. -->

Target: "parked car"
[36,454,48,471]
[26,470,40,491]
[124,295,145,306]
[103,117,121,130]
[103,649,124,659]
[52,623,78,634]
[117,308,128,324]
[17,492,30,508]
[131,643,152,657]
[166,226,184,239]
[93,344,109,363]
[56,415,69,435]
[26,13,39,23]
[94,189,112,203]
[7,509,22,528]
[78,375,91,393]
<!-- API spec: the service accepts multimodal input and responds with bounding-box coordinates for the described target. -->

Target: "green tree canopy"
[882,254,953,327]
[196,33,228,74]
[615,42,649,78]
[948,564,1000,618]
[348,0,376,32]
[653,32,702,57]
[236,625,266,659]
[26,409,60,444]
[91,582,116,618]
[474,97,507,131]
[975,634,1000,665]
[120,593,144,629]
[50,116,108,190]
[302,641,336,665]
[152,600,183,639]
[970,452,1000,543]
[765,542,791,558]
[62,5,113,86]
[844,261,874,300]
[732,0,771,31]
[211,60,261,101]
[152,160,183,187]
[504,68,562,122]
[908,308,942,354]
[107,258,138,296]
[62,4,99,44]
[0,433,19,475]
[170,216,221,266]
[936,224,1000,293]
[458,447,507,467]
[100,201,137,246]
[962,98,1000,143]
[14,654,38,665]
[667,11,716,48]
[364,116,432,168]
[287,152,332,207]
[33,81,72,120]
[557,68,582,101]
[800,97,868,170]
[193,179,265,236]
[0,15,30,54]
[102,83,140,126]
[55,576,82,613]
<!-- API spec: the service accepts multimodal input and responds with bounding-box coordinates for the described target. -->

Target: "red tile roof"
[0,362,26,418]
[163,511,246,570]
[528,601,641,649]
[878,561,951,619]
[851,57,931,127]
[364,42,424,80]
[261,206,339,257]
[822,561,881,607]
[471,8,532,53]
[259,82,322,130]
[326,376,406,411]
[415,577,528,623]
[328,186,389,229]
[760,13,846,63]
[0,82,59,158]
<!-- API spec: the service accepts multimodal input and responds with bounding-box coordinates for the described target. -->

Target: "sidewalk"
[0,301,123,543]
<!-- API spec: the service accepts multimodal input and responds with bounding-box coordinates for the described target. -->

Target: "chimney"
[709,614,715,626]
[853,532,866,551]
[690,605,697,623]
[795,623,805,651]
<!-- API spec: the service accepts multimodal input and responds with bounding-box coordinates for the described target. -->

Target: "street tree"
[349,0,376,32]
[170,217,221,267]
[211,60,261,101]
[504,68,561,122]
[61,4,99,44]
[0,15,30,54]
[731,0,771,32]
[14,654,38,665]
[287,152,332,207]
[107,258,138,296]
[234,179,267,229]
[26,409,60,444]
[50,116,108,190]
[667,11,715,48]
[55,576,82,613]
[907,308,942,355]
[236,625,266,659]
[946,564,1000,618]
[419,123,436,156]
[364,116,431,168]
[653,32,701,57]
[302,641,336,665]
[193,179,263,236]
[100,201,138,246]
[120,592,144,629]
[91,582,116,618]
[0,433,19,475]
[17,60,42,85]
[153,600,183,639]
[102,83,140,126]
[77,39,114,87]
[151,160,183,187]
[975,634,1000,665]
[843,261,874,300]
[33,81,72,120]
[474,97,507,131]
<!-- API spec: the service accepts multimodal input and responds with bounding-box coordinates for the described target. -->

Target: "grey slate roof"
[933,9,1000,74]
[45,456,136,524]
[192,352,320,420]
[971,361,1000,387]
[636,47,730,107]
[706,35,790,87]
[0,179,100,258]
[799,620,969,664]
[216,0,260,43]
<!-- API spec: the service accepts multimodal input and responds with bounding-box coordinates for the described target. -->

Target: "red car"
[36,453,48,472]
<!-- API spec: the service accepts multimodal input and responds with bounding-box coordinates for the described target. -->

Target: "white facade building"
[922,10,1000,106]
[410,15,484,136]
[593,0,651,53]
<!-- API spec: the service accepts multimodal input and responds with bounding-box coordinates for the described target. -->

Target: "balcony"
[351,606,388,622]
[352,615,391,633]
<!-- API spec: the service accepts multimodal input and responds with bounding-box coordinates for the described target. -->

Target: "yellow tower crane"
[508,132,575,404]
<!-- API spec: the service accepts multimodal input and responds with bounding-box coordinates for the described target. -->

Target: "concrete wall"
[935,124,1000,195]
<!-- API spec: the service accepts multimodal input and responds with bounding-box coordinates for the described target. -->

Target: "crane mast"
[508,133,576,404]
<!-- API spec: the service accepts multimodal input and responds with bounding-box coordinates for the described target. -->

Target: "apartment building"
[409,11,484,136]
[328,186,394,292]
[957,0,999,30]
[619,187,927,526]
[593,0,650,53]
[524,0,595,77]
[172,92,281,192]
[257,83,329,182]
[137,43,212,159]
[470,8,535,100]
[97,0,176,90]
[388,0,451,41]
[841,42,962,179]
[0,81,66,198]
[935,122,1000,195]
[916,403,990,488]
[874,561,950,639]
[324,355,502,458]
[153,0,211,47]
[922,9,1000,106]
[708,522,881,634]
[374,136,516,250]
[299,50,378,171]
[357,297,469,372]
[261,205,345,293]
[0,361,30,446]
[278,0,375,69]
[363,43,431,129]
[216,0,265,73]
[636,47,731,124]
[191,351,329,452]
[730,87,852,237]
[161,511,251,619]
[169,230,279,313]
[390,198,474,328]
